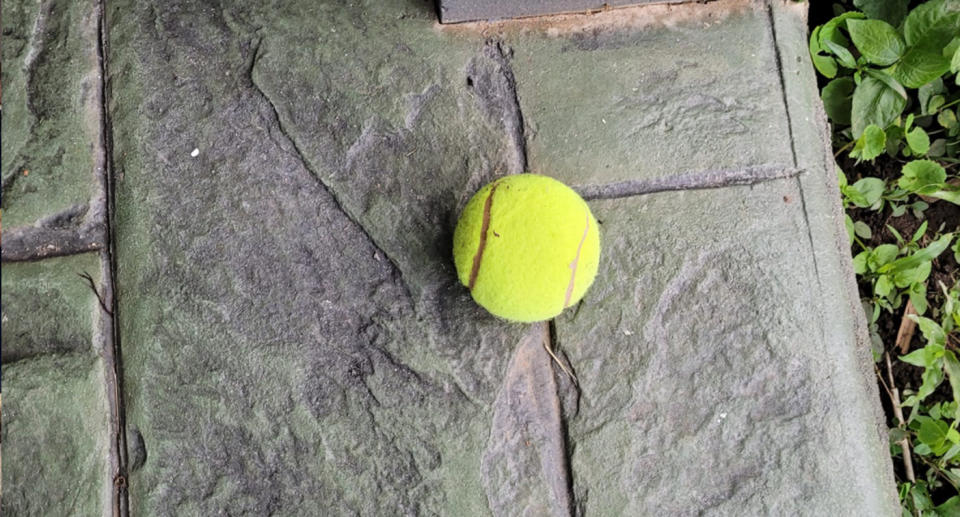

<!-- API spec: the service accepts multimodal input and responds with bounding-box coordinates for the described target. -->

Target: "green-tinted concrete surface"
[509,1,795,187]
[0,0,102,228]
[559,181,892,514]
[2,253,101,362]
[1,353,111,516]
[0,0,898,515]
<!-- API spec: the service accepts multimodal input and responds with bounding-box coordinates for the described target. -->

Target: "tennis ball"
[453,174,601,323]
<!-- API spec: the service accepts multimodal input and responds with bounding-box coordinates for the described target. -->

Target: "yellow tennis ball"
[453,173,601,323]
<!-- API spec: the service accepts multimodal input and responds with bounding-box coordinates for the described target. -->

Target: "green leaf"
[823,39,857,69]
[917,416,950,449]
[946,37,960,59]
[872,244,899,268]
[847,19,906,66]
[854,0,909,26]
[929,95,947,115]
[821,77,855,125]
[929,188,960,205]
[919,365,946,401]
[906,127,930,156]
[935,496,960,516]
[944,351,960,405]
[852,250,868,274]
[886,125,905,155]
[843,185,868,207]
[939,108,957,129]
[810,27,839,79]
[852,124,887,161]
[899,351,926,368]
[899,160,947,194]
[930,138,947,157]
[883,233,954,274]
[853,176,885,206]
[820,12,867,49]
[876,274,893,297]
[894,262,931,287]
[888,224,905,245]
[952,45,960,74]
[910,201,929,219]
[851,76,908,138]
[910,283,929,315]
[912,221,928,243]
[903,0,960,50]
[902,342,943,367]
[893,46,952,89]
[919,78,945,115]
[854,220,873,239]
[945,444,960,462]
[916,316,947,347]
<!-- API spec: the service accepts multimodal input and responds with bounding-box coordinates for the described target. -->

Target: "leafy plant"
[852,226,953,317]
[889,287,960,513]
[813,1,960,512]
[812,0,960,164]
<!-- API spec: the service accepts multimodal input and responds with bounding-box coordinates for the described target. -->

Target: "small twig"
[541,322,578,387]
[895,299,918,355]
[876,365,894,401]
[78,271,112,315]
[886,351,916,483]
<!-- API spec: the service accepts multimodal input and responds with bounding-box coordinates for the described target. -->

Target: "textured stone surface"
[501,0,794,187]
[106,1,557,514]
[557,181,893,515]
[1,253,101,362]
[0,0,898,515]
[0,0,102,228]
[1,353,111,516]
[769,0,898,507]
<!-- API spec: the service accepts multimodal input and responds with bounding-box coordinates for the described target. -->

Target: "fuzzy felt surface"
[453,174,601,322]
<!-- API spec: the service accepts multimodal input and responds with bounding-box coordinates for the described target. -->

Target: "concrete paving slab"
[1,253,102,362]
[0,0,899,515]
[0,0,103,228]
[558,180,893,515]
[106,2,539,513]
[498,0,794,188]
[1,353,111,516]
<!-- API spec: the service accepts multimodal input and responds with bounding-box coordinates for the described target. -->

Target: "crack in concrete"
[247,38,413,302]
[574,165,804,200]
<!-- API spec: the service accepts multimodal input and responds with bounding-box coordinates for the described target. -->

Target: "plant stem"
[917,454,960,493]
[886,351,917,483]
[835,140,855,158]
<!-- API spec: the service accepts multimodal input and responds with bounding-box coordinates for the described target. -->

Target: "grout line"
[0,223,105,262]
[95,1,130,515]
[493,40,528,174]
[574,165,804,200]
[546,319,577,517]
